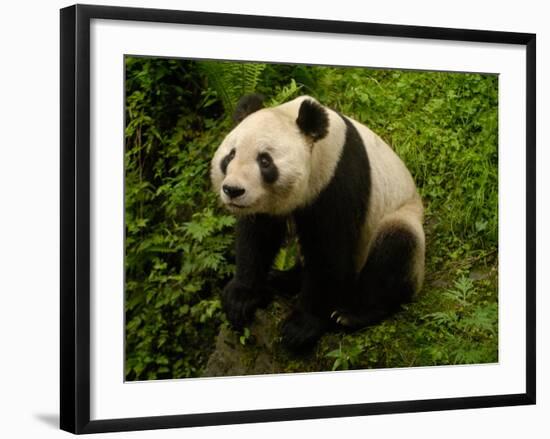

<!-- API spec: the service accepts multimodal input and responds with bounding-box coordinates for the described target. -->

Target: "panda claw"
[330,310,348,326]
[331,309,357,328]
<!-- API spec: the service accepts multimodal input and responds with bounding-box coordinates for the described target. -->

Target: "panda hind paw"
[281,310,326,352]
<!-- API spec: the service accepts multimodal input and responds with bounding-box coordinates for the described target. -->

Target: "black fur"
[220,148,235,175]
[233,94,265,124]
[257,152,279,184]
[222,214,287,329]
[282,115,371,350]
[267,264,302,297]
[280,309,327,351]
[296,99,329,141]
[335,226,417,328]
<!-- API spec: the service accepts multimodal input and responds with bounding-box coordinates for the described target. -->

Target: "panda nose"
[222,185,245,199]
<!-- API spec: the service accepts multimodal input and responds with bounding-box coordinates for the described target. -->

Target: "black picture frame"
[60,4,536,434]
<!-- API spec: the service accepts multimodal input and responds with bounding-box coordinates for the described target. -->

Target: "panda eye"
[258,153,272,169]
[220,148,236,175]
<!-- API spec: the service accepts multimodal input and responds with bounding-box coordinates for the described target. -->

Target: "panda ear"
[296,99,329,142]
[233,94,265,124]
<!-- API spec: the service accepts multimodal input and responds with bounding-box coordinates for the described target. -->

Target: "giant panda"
[211,94,425,351]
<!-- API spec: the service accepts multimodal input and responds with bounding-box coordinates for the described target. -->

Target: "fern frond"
[269,79,303,106]
[199,61,266,116]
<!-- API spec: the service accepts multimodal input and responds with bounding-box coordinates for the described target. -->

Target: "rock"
[203,302,289,377]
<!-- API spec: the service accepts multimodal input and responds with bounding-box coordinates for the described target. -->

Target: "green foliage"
[268,78,303,106]
[273,236,299,271]
[125,56,499,379]
[199,61,266,114]
[326,343,363,371]
[124,57,237,380]
[420,276,498,364]
[239,327,252,346]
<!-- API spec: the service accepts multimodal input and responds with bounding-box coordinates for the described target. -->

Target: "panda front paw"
[281,309,327,352]
[222,278,274,330]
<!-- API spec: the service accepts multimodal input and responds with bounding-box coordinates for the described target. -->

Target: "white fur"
[211,96,346,215]
[350,118,424,287]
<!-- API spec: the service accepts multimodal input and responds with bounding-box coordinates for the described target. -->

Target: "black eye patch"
[220,148,236,175]
[257,152,278,184]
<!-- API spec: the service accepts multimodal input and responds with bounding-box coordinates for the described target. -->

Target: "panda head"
[211,94,331,216]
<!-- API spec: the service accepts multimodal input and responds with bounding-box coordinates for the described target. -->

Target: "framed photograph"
[60,4,536,434]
